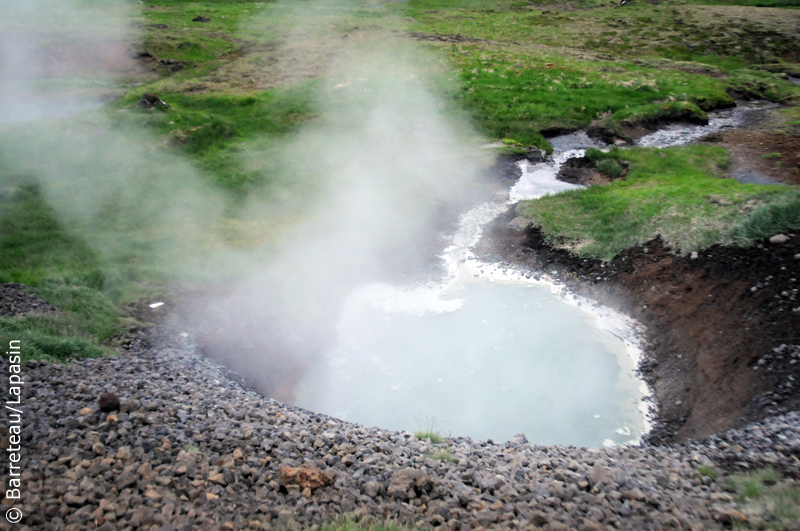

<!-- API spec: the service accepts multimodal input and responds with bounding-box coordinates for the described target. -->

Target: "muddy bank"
[476,208,800,444]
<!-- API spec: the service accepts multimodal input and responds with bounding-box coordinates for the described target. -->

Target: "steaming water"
[295,281,645,446]
[295,129,652,447]
[295,101,777,445]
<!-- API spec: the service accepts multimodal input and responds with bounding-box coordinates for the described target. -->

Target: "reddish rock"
[278,463,332,491]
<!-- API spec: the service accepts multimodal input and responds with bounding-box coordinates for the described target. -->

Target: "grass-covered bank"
[0,185,141,361]
[517,146,800,260]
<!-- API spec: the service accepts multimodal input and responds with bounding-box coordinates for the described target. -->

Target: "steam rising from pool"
[2,0,660,447]
[295,131,651,447]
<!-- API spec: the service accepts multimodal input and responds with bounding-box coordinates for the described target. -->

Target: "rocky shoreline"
[8,318,800,531]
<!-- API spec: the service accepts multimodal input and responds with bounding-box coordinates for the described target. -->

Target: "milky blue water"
[295,279,646,447]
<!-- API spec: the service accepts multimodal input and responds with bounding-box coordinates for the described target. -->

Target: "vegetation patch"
[0,185,138,361]
[726,468,800,529]
[517,145,796,260]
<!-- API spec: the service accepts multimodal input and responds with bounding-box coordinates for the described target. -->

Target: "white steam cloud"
[0,0,493,401]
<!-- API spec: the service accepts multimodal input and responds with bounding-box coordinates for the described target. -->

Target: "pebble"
[9,324,800,530]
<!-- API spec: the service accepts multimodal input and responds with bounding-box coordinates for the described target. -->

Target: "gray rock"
[769,234,790,244]
[508,217,531,232]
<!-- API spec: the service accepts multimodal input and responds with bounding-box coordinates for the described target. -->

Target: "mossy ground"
[2,0,800,358]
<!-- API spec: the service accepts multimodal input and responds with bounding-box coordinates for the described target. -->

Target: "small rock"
[691,251,698,259]
[387,468,434,500]
[769,234,790,244]
[116,471,137,490]
[116,446,131,461]
[99,393,121,413]
[365,480,384,498]
[717,508,747,524]
[64,493,87,507]
[79,407,93,416]
[278,463,333,490]
[526,147,547,163]
[508,217,531,232]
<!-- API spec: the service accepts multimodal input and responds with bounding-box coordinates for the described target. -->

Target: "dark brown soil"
[557,155,629,186]
[477,208,800,444]
[703,130,800,185]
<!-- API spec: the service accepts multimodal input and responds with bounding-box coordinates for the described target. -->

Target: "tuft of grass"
[319,517,421,531]
[415,415,444,443]
[0,184,102,286]
[427,449,458,463]
[728,189,800,246]
[726,468,800,528]
[114,83,319,190]
[0,319,109,362]
[697,464,720,480]
[586,147,623,163]
[603,101,709,133]
[0,185,140,361]
[597,158,624,179]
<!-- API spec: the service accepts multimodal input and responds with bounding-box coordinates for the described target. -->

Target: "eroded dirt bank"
[476,209,800,444]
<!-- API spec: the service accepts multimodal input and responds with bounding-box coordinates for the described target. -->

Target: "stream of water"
[294,101,775,446]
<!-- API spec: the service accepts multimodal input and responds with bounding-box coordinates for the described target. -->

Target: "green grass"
[517,145,797,260]
[319,517,421,531]
[427,449,458,463]
[0,185,140,361]
[697,465,720,480]
[114,83,318,190]
[597,159,624,179]
[726,469,800,530]
[415,416,444,443]
[451,50,741,149]
[728,189,800,245]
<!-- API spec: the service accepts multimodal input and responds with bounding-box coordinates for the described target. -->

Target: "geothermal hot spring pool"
[295,130,650,448]
[295,278,648,447]
[294,102,774,447]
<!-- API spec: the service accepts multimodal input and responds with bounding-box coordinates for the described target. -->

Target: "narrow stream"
[293,101,775,446]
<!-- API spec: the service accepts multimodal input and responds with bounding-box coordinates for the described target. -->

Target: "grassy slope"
[517,146,796,259]
[1,0,800,360]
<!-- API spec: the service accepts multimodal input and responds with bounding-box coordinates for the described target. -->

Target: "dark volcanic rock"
[13,318,800,530]
[0,283,58,316]
[98,392,121,412]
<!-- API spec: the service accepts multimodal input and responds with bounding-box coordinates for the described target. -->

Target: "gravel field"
[6,320,800,531]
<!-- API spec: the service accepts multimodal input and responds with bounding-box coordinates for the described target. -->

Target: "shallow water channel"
[294,101,773,446]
